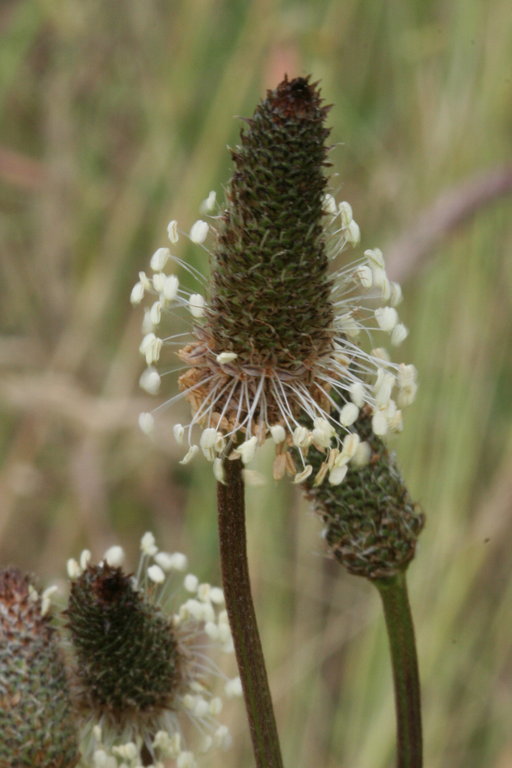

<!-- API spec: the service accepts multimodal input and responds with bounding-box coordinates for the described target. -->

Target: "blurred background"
[1,1,512,766]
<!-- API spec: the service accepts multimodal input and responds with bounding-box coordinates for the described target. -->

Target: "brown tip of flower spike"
[303,409,425,579]
[205,75,333,369]
[0,568,79,768]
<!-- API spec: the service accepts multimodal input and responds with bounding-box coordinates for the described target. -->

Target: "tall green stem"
[375,571,422,768]
[217,458,284,768]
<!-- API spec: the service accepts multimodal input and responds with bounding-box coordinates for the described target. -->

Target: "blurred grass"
[1,0,512,766]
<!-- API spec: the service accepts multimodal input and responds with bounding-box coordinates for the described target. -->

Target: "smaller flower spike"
[132,76,417,483]
[302,407,425,579]
[0,568,79,768]
[65,534,240,765]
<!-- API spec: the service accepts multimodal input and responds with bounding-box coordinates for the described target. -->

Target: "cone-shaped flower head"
[0,568,79,768]
[302,407,425,579]
[132,76,417,484]
[66,535,240,766]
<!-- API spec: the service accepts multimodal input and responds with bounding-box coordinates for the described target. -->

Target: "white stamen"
[80,550,91,570]
[375,306,398,332]
[349,382,366,408]
[190,219,209,244]
[141,531,158,556]
[352,440,372,467]
[138,412,155,434]
[173,424,185,444]
[139,367,161,395]
[236,436,258,464]
[323,193,337,214]
[148,564,165,583]
[130,281,145,305]
[67,558,81,579]
[216,351,238,364]
[189,294,205,318]
[270,424,286,444]
[329,464,348,486]
[150,247,171,271]
[213,457,226,484]
[339,402,359,426]
[293,465,313,483]
[390,281,403,306]
[180,445,199,464]
[163,274,180,301]
[104,545,125,567]
[365,248,385,269]
[167,219,179,243]
[372,410,389,436]
[391,323,408,346]
[200,190,217,213]
[184,574,199,592]
[345,219,360,246]
[355,265,373,288]
[339,201,353,227]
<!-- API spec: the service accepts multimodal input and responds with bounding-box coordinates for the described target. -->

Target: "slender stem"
[375,571,422,768]
[217,457,284,768]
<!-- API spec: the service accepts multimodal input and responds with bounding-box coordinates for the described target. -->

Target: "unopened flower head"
[132,76,417,485]
[66,534,240,765]
[302,406,425,579]
[0,568,79,768]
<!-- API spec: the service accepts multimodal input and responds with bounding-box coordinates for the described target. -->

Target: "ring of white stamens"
[133,195,417,486]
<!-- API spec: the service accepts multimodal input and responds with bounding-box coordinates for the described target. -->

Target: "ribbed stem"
[375,571,422,768]
[217,458,284,768]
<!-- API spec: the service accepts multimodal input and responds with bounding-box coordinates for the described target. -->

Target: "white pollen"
[138,412,155,434]
[147,564,165,583]
[189,219,209,243]
[292,425,310,447]
[167,219,179,243]
[216,351,238,364]
[80,549,91,570]
[104,545,125,567]
[150,247,170,271]
[189,293,205,318]
[339,402,359,426]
